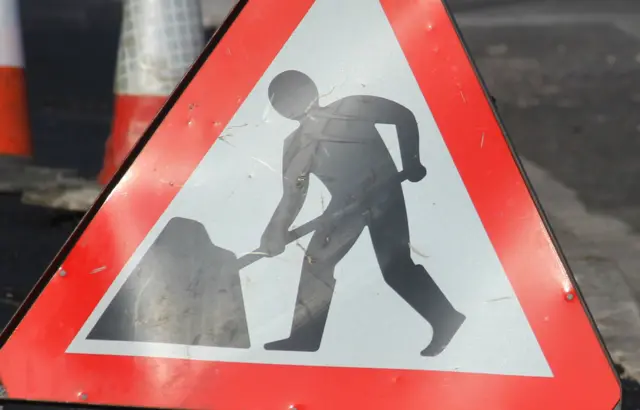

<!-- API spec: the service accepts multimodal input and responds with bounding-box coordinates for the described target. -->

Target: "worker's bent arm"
[348,96,421,169]
[393,105,421,170]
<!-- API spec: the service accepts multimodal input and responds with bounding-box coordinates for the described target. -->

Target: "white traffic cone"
[21,0,205,211]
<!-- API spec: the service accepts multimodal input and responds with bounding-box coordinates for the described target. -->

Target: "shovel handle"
[234,170,412,270]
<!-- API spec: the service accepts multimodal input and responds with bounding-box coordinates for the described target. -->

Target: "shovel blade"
[86,217,250,348]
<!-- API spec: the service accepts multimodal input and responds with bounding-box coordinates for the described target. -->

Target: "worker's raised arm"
[391,103,423,179]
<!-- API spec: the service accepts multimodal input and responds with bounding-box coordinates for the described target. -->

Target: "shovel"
[86,170,412,348]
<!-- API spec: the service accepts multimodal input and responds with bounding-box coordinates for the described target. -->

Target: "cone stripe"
[0,67,30,157]
[115,0,205,96]
[0,0,24,68]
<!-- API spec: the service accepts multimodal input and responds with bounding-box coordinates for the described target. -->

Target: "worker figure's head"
[268,70,319,121]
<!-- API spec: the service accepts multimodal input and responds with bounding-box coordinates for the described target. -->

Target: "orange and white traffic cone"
[1,0,78,194]
[0,0,32,178]
[21,0,206,211]
[98,0,205,185]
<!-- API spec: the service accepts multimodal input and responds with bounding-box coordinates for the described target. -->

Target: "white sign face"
[68,0,552,378]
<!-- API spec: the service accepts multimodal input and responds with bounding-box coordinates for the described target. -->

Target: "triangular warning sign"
[0,0,621,409]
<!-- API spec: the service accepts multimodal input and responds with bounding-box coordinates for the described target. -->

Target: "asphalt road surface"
[2,0,640,409]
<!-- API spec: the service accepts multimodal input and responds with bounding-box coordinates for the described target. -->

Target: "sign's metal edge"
[439,0,624,406]
[0,0,248,408]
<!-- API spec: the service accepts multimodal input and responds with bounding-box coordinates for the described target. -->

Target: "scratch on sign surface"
[251,156,278,174]
[486,296,512,303]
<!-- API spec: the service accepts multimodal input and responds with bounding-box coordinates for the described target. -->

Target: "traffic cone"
[0,0,32,173]
[21,0,206,211]
[98,0,206,185]
[0,0,78,194]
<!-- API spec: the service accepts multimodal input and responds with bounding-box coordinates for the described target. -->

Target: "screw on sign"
[0,0,621,409]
